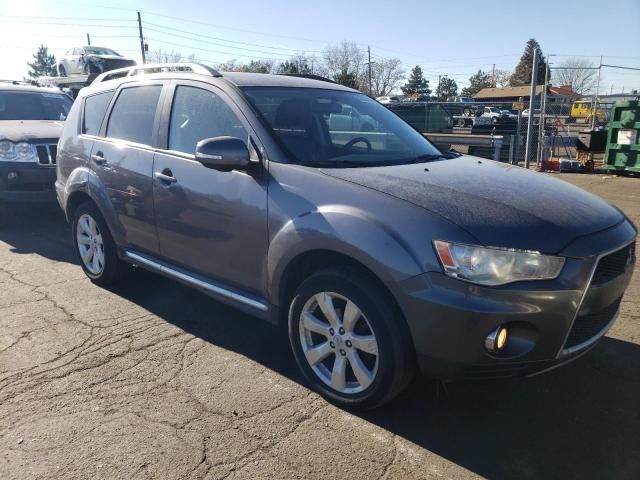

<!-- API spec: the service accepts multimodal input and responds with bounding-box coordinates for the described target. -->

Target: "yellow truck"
[569,100,608,124]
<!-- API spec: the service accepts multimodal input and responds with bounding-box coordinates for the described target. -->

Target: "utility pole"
[437,74,441,98]
[591,55,603,129]
[137,11,146,64]
[367,46,373,97]
[537,62,550,166]
[86,33,91,46]
[492,63,496,87]
[524,48,539,169]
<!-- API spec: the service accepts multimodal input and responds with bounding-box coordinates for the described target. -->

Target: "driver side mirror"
[195,136,250,172]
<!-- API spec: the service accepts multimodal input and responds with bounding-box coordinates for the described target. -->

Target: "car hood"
[320,157,624,253]
[86,54,131,61]
[0,120,64,142]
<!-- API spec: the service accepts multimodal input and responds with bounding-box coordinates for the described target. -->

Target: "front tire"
[288,268,414,410]
[58,65,67,77]
[72,202,128,286]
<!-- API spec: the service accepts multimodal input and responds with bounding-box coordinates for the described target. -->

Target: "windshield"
[0,91,72,120]
[242,87,442,167]
[84,47,119,56]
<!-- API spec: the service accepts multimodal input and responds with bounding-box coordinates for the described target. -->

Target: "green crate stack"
[605,100,640,173]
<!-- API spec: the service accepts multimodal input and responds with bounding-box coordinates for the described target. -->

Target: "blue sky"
[2,0,639,93]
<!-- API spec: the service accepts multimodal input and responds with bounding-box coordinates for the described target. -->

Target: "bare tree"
[367,58,404,97]
[493,69,511,88]
[322,41,365,89]
[147,49,195,64]
[553,58,598,95]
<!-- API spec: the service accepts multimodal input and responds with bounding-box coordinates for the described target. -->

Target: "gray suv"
[56,64,636,409]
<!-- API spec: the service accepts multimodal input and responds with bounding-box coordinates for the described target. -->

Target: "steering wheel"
[338,136,372,154]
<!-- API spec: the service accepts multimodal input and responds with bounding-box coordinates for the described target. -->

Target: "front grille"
[592,242,635,285]
[35,144,57,165]
[565,297,621,349]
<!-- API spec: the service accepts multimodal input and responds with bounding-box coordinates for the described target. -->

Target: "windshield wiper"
[402,154,448,164]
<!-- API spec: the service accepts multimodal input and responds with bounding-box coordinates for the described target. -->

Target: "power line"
[144,37,291,60]
[0,14,135,22]
[142,22,321,55]
[0,19,135,28]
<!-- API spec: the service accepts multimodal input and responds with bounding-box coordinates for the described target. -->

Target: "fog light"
[7,171,19,181]
[485,326,509,353]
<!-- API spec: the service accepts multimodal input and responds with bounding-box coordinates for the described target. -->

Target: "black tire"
[288,267,415,410]
[58,65,66,77]
[72,201,128,286]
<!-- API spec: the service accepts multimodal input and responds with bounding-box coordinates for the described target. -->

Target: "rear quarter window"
[82,91,115,135]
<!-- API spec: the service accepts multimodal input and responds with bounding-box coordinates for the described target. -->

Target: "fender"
[267,204,425,304]
[60,166,127,247]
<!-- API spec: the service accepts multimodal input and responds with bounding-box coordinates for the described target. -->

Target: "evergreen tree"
[436,76,458,100]
[460,70,492,97]
[401,65,430,95]
[27,45,57,78]
[279,59,312,75]
[510,39,547,86]
[333,68,358,89]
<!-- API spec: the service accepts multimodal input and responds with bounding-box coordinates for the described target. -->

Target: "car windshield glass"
[84,47,119,56]
[0,91,72,120]
[242,87,443,167]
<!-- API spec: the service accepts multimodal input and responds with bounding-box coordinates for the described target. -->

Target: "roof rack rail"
[92,63,222,84]
[276,73,336,84]
[0,79,39,86]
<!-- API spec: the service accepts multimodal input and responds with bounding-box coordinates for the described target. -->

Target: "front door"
[152,82,268,296]
[91,83,165,255]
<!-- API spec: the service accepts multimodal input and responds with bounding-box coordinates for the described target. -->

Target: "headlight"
[433,240,565,286]
[14,142,37,162]
[0,141,37,162]
[0,140,15,160]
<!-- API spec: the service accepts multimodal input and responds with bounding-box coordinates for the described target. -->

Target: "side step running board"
[124,250,269,313]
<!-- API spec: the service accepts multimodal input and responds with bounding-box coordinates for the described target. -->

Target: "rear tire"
[288,267,415,410]
[72,201,128,286]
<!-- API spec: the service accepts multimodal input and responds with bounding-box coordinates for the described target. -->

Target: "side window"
[82,91,114,135]
[168,86,248,154]
[106,85,162,145]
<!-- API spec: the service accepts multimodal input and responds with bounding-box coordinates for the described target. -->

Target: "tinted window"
[168,86,247,154]
[83,91,114,135]
[0,91,72,120]
[107,85,162,145]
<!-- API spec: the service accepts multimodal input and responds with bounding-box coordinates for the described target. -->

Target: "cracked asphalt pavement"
[0,173,638,480]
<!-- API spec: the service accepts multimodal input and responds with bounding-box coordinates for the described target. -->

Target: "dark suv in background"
[56,64,636,409]
[0,82,72,202]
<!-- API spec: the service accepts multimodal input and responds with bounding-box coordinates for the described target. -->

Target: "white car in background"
[376,96,401,104]
[57,46,136,77]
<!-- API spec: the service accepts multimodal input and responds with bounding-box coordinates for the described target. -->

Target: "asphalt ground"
[0,173,638,480]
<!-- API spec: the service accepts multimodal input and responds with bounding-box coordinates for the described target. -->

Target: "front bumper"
[394,220,636,380]
[0,162,57,203]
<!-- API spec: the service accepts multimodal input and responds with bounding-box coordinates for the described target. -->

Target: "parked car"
[329,104,381,132]
[0,81,72,202]
[376,95,401,104]
[447,96,475,103]
[384,102,454,133]
[57,46,136,77]
[521,108,541,117]
[500,109,517,120]
[56,64,637,409]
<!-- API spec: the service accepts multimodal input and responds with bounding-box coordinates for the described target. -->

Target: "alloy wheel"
[76,213,105,276]
[299,292,379,394]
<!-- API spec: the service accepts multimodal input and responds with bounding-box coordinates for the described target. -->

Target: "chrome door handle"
[154,171,177,184]
[91,153,106,165]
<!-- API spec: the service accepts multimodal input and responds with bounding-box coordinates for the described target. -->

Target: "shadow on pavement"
[0,203,76,264]
[110,268,640,480]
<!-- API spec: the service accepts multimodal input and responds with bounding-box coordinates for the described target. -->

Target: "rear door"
[90,82,165,255]
[152,81,268,296]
